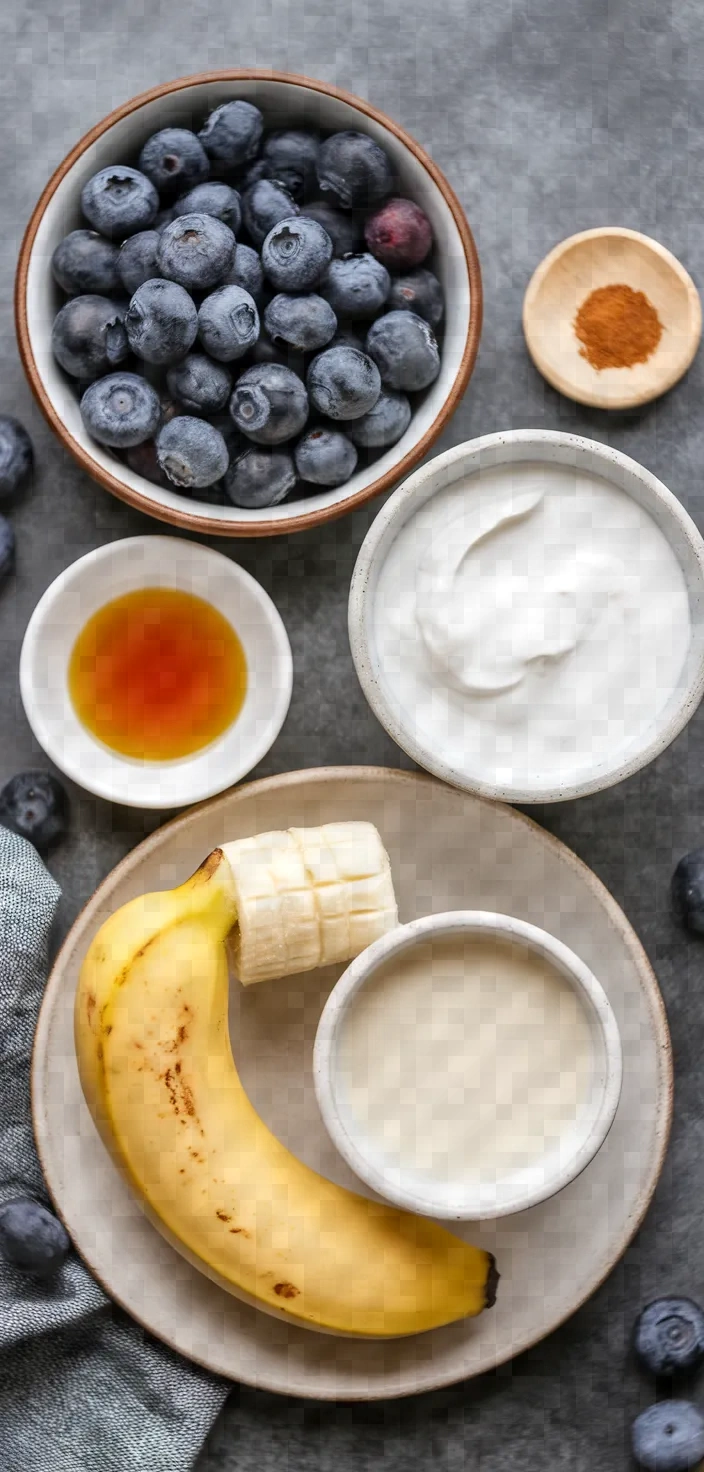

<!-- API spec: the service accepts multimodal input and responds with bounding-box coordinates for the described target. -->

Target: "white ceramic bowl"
[348,429,704,803]
[314,910,623,1221]
[19,535,292,808]
[16,70,481,539]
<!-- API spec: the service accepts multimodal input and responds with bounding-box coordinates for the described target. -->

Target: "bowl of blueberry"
[15,69,481,536]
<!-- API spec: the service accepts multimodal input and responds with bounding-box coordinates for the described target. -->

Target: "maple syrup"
[68,587,247,761]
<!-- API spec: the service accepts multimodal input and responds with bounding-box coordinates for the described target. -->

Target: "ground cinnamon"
[574,283,663,370]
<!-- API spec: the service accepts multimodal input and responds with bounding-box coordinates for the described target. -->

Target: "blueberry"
[300,201,363,258]
[0,516,15,582]
[261,216,332,293]
[247,334,307,377]
[307,345,381,420]
[264,293,337,352]
[0,417,33,499]
[156,415,229,489]
[81,372,161,448]
[81,166,158,240]
[365,197,433,270]
[0,771,68,851]
[365,310,440,391]
[387,267,444,327]
[154,205,177,233]
[635,1299,704,1376]
[166,353,232,415]
[138,127,209,196]
[125,439,172,489]
[316,131,396,210]
[198,100,264,170]
[242,180,300,248]
[330,323,366,351]
[229,363,308,445]
[260,129,320,200]
[224,445,296,508]
[125,279,198,366]
[51,295,128,380]
[225,243,264,301]
[157,213,235,292]
[0,1198,70,1277]
[632,1402,704,1471]
[174,181,242,234]
[346,389,411,449]
[118,230,160,294]
[672,848,704,933]
[295,428,357,487]
[321,253,390,319]
[238,158,269,192]
[198,285,259,362]
[52,230,121,297]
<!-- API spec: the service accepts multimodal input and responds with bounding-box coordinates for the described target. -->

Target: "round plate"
[32,766,672,1400]
[523,227,701,409]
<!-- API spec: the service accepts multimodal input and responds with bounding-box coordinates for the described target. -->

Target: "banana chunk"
[222,821,398,985]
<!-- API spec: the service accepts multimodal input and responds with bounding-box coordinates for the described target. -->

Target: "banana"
[75,829,497,1338]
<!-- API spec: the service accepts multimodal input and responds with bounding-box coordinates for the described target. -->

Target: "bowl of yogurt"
[348,429,704,801]
[313,910,623,1221]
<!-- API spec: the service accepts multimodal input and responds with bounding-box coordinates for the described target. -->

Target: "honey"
[68,587,247,761]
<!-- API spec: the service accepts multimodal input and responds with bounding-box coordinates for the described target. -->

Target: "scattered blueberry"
[260,129,320,199]
[156,415,230,489]
[261,216,332,291]
[387,267,444,327]
[224,444,296,508]
[365,197,433,270]
[0,417,33,499]
[0,1198,70,1277]
[0,517,15,582]
[125,279,198,366]
[166,353,232,415]
[80,372,161,448]
[225,242,264,300]
[300,200,364,258]
[295,428,357,487]
[0,771,68,851]
[321,253,390,319]
[672,849,704,933]
[125,438,172,489]
[197,285,259,362]
[347,389,412,449]
[632,1402,704,1471]
[138,127,209,196]
[307,344,381,420]
[242,179,300,248]
[52,230,121,297]
[239,157,269,192]
[330,323,366,351]
[264,293,337,352]
[157,213,235,292]
[365,309,440,391]
[247,334,306,376]
[81,165,159,239]
[173,181,242,234]
[316,130,396,209]
[199,100,264,170]
[154,205,177,233]
[229,362,308,444]
[118,230,161,295]
[635,1299,704,1377]
[51,295,128,380]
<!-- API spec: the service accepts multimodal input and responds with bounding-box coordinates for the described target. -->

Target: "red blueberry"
[364,198,433,270]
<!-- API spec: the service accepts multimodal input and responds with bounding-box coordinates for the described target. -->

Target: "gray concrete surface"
[3,0,704,1465]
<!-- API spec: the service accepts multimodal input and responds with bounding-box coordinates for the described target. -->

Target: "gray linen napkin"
[0,825,229,1472]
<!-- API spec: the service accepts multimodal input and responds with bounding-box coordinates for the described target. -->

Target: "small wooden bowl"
[523,227,701,410]
[15,70,482,539]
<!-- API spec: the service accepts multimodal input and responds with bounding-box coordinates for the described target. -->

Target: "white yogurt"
[373,462,691,789]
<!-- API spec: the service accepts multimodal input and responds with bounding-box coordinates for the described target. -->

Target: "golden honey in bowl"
[68,587,247,761]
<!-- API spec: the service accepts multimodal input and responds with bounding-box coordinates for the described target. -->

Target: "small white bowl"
[313,910,623,1221]
[19,535,292,808]
[348,429,704,803]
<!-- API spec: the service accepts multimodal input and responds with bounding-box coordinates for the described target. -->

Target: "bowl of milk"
[313,910,623,1221]
[349,429,704,801]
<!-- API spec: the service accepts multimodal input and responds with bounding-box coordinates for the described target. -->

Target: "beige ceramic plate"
[32,767,672,1400]
[523,227,701,409]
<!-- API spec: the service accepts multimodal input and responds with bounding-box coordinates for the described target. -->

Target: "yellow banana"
[75,833,497,1338]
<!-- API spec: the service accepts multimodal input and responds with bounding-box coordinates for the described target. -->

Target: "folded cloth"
[0,826,229,1472]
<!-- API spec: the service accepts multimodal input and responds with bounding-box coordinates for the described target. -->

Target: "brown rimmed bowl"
[15,70,482,538]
